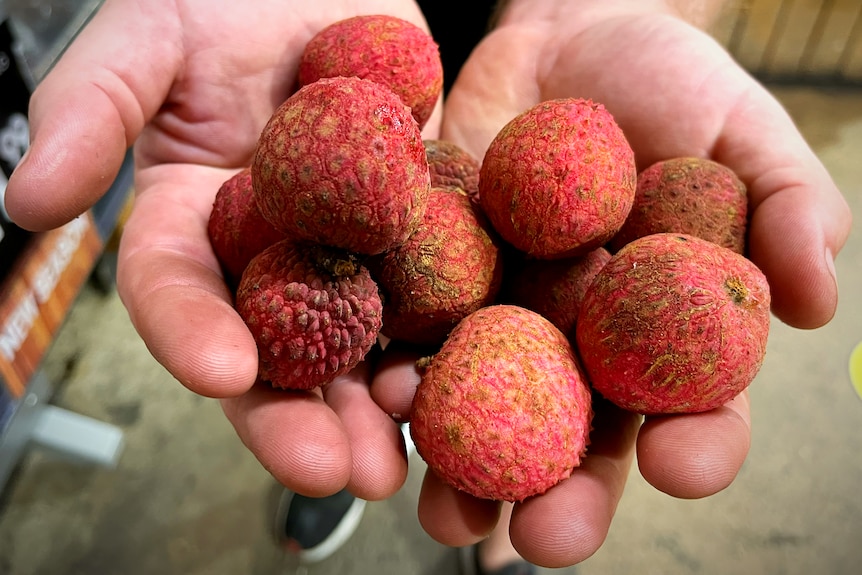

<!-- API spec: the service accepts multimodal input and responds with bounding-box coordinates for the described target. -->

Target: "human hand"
[4,0,440,500]
[373,0,853,567]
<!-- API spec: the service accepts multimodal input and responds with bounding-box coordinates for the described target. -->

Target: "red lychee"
[576,233,771,415]
[207,167,286,288]
[252,76,431,256]
[504,247,611,339]
[369,187,503,346]
[423,139,481,201]
[479,98,636,259]
[410,305,594,502]
[235,240,382,390]
[298,14,443,129]
[609,157,749,254]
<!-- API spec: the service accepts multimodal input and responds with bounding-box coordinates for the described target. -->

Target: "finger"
[220,384,352,496]
[369,341,428,422]
[748,186,844,328]
[379,343,510,543]
[5,0,181,230]
[637,391,751,499]
[711,83,852,329]
[417,469,502,546]
[509,398,640,568]
[582,21,853,322]
[414,398,640,562]
[118,165,258,397]
[322,352,410,501]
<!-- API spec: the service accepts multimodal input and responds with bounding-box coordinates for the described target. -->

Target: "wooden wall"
[711,0,862,84]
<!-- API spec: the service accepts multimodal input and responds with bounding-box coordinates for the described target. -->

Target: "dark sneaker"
[458,543,538,575]
[274,488,367,564]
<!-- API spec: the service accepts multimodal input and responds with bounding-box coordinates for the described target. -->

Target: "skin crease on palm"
[3,0,852,568]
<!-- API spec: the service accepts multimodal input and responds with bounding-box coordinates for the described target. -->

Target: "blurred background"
[0,1,860,574]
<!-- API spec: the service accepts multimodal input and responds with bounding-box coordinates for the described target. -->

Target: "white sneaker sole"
[274,489,367,564]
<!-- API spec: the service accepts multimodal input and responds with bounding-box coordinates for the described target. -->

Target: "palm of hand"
[443,12,847,329]
[424,11,850,566]
[6,4,850,568]
[132,0,433,168]
[4,0,435,500]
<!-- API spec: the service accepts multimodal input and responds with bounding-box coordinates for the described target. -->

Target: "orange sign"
[0,212,103,396]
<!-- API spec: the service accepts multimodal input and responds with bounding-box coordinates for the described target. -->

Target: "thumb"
[4,0,181,231]
[441,26,543,159]
[710,82,852,329]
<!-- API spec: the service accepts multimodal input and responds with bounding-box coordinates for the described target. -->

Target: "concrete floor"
[0,84,860,575]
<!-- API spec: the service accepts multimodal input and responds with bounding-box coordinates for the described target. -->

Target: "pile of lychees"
[207,14,771,503]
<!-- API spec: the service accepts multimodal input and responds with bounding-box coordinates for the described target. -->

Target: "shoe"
[272,423,412,564]
[402,421,416,458]
[274,487,367,564]
[458,543,537,575]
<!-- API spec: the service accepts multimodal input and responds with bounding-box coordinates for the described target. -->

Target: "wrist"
[492,0,727,32]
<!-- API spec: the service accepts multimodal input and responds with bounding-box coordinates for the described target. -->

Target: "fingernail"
[825,246,838,287]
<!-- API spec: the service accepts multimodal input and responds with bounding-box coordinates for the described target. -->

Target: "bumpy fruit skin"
[410,305,593,502]
[236,240,382,390]
[298,14,443,129]
[609,157,748,254]
[252,76,431,255]
[369,187,503,346]
[576,233,771,415]
[207,168,286,287]
[423,139,481,201]
[504,247,611,339]
[479,98,636,259]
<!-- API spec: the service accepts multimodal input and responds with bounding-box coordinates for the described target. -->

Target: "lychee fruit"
[423,139,481,201]
[252,76,431,256]
[369,187,503,346]
[576,233,771,415]
[410,304,594,502]
[503,247,611,339]
[479,98,636,259]
[298,14,443,129]
[609,157,748,254]
[235,240,382,390]
[207,167,286,288]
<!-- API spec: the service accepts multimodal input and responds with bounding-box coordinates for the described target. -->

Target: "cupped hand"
[4,0,439,500]
[372,2,852,568]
